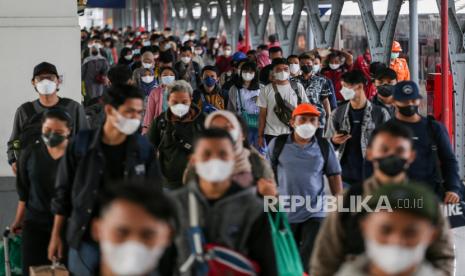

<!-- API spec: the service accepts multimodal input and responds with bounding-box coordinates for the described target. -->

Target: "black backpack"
[15,99,72,155]
[270,133,330,184]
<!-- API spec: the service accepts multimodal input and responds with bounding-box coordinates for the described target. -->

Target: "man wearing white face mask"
[49,85,162,276]
[92,184,176,276]
[148,80,205,190]
[336,184,443,276]
[132,51,156,87]
[266,103,342,273]
[7,62,89,175]
[170,128,278,276]
[257,58,308,148]
[174,46,201,89]
[325,70,390,187]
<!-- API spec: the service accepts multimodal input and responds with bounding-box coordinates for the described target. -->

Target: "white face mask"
[161,75,175,85]
[274,71,290,81]
[213,43,220,49]
[170,104,190,117]
[340,87,356,101]
[312,64,321,74]
[164,43,171,50]
[242,72,255,81]
[181,57,191,64]
[365,239,428,274]
[36,79,57,95]
[391,52,400,59]
[329,63,340,70]
[289,64,300,74]
[295,123,317,139]
[124,54,133,61]
[142,62,153,69]
[195,159,234,182]
[143,40,151,46]
[113,110,140,135]
[224,50,232,56]
[195,49,203,56]
[142,76,155,84]
[101,240,165,276]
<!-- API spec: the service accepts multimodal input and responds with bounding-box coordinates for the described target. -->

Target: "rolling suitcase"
[1,227,22,276]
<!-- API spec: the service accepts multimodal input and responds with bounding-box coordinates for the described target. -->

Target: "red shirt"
[322,67,347,101]
[354,55,377,100]
[215,56,233,75]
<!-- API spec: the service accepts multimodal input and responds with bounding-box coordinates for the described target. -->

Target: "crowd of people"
[5,24,465,276]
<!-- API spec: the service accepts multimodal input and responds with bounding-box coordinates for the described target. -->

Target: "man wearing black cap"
[391,80,463,203]
[7,62,89,174]
[371,67,397,116]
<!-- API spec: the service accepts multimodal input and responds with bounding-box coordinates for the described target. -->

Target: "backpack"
[426,115,444,190]
[200,92,219,114]
[270,134,330,184]
[272,81,302,127]
[15,99,72,158]
[157,115,204,152]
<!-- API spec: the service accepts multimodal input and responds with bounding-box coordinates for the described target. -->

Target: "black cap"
[393,81,422,101]
[33,62,59,78]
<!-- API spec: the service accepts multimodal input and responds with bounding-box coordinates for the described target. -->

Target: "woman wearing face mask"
[203,37,220,66]
[118,47,134,67]
[143,67,177,134]
[82,45,110,105]
[335,184,443,276]
[321,51,351,103]
[184,110,277,196]
[192,44,205,68]
[10,109,72,276]
[215,44,233,75]
[227,62,263,150]
[147,80,205,190]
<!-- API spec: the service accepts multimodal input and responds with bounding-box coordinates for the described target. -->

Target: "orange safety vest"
[390,58,410,81]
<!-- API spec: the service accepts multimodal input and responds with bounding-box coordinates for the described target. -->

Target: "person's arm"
[328,175,343,195]
[340,50,354,67]
[325,142,343,195]
[75,103,90,131]
[322,98,331,120]
[48,215,66,261]
[436,122,463,202]
[7,106,24,169]
[310,211,347,276]
[147,117,162,147]
[298,84,309,103]
[11,201,25,234]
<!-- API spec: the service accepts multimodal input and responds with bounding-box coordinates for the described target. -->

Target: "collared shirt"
[266,135,341,223]
[303,75,332,127]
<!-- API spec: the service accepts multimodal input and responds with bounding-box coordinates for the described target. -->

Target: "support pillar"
[409,0,419,84]
[305,0,344,49]
[0,0,81,175]
[270,0,304,55]
[436,0,465,180]
[357,0,403,64]
[218,0,244,51]
[249,0,271,48]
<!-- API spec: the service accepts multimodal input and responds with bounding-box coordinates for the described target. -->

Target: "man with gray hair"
[147,80,205,190]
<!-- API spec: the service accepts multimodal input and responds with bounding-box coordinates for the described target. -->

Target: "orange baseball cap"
[292,103,320,118]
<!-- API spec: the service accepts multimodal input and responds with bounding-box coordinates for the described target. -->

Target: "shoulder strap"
[248,151,264,181]
[271,134,289,184]
[426,115,444,184]
[290,80,302,105]
[23,102,37,119]
[317,137,330,170]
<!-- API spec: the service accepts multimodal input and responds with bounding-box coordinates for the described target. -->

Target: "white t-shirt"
[257,82,309,136]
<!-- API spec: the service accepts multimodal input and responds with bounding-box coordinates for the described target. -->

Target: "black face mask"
[377,84,394,97]
[301,65,312,74]
[376,155,408,176]
[42,132,67,148]
[397,105,419,117]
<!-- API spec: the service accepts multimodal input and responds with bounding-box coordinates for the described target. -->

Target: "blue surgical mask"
[203,76,217,87]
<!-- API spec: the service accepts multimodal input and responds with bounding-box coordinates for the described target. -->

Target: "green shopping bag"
[267,211,304,276]
[0,231,22,276]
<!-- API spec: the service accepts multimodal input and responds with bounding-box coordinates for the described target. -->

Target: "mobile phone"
[338,130,349,136]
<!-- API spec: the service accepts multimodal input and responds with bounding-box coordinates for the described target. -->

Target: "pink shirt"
[143,86,165,134]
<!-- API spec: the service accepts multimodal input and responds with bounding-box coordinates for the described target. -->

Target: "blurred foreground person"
[336,184,443,276]
[312,121,454,276]
[92,184,177,276]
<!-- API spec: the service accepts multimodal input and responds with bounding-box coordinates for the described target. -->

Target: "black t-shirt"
[341,105,365,183]
[101,140,127,187]
[19,142,61,226]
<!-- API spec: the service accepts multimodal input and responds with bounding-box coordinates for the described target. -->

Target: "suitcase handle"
[3,227,10,238]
